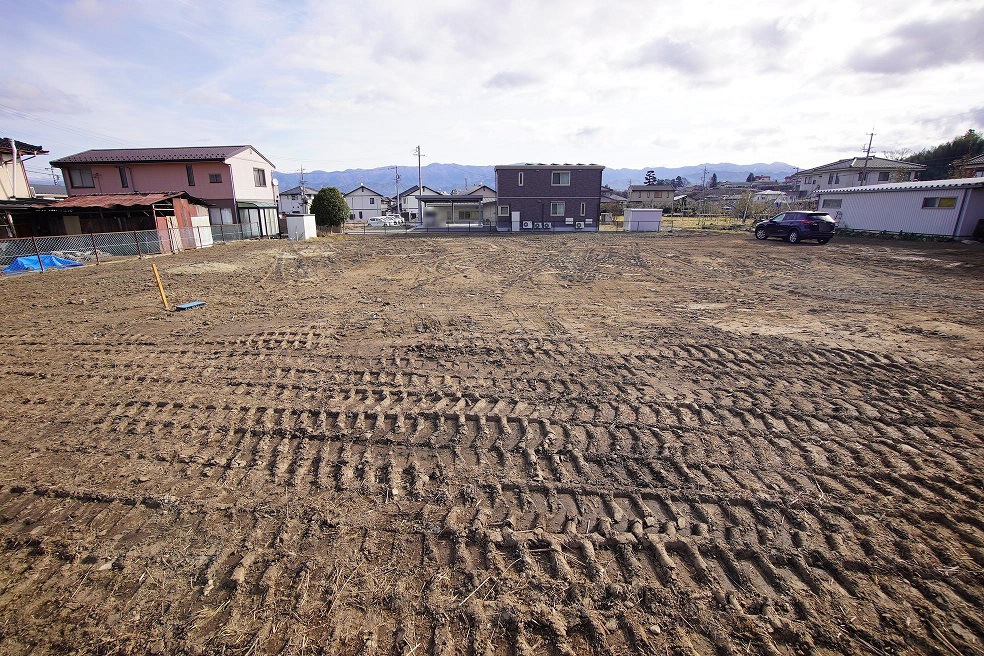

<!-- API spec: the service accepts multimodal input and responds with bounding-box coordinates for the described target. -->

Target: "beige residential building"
[627,184,675,209]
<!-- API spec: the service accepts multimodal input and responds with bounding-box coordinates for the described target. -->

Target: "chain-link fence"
[342,221,498,235]
[1,223,263,272]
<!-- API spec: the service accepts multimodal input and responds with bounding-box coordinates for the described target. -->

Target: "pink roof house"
[51,145,279,236]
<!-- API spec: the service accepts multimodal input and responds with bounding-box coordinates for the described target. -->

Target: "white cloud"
[3,0,983,173]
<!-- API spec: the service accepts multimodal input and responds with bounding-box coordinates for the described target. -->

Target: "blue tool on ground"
[175,301,207,311]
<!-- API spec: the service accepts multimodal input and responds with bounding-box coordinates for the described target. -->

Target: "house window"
[834,174,840,184]
[821,198,842,209]
[551,171,570,186]
[858,173,866,183]
[370,197,375,205]
[209,173,222,183]
[69,168,94,188]
[922,197,957,209]
[498,205,509,216]
[518,171,524,186]
[827,173,834,184]
[878,171,890,182]
[550,202,565,216]
[118,167,128,188]
[580,202,586,216]
[185,164,195,186]
[253,168,267,187]
[459,211,471,220]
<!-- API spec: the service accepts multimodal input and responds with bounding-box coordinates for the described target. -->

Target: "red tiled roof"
[50,145,273,167]
[38,192,210,209]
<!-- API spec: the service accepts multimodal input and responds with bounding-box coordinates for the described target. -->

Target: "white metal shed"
[816,178,984,238]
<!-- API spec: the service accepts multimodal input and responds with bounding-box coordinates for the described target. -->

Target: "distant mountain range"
[272,162,799,195]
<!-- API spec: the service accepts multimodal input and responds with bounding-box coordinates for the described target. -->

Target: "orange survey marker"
[151,263,172,311]
[151,264,206,312]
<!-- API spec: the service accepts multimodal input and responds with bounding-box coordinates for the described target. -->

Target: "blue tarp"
[3,254,85,275]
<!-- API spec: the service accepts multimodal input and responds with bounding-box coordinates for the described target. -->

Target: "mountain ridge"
[272,161,798,194]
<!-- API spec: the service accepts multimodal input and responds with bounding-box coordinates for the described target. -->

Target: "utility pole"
[298,165,309,213]
[860,130,875,186]
[700,166,708,218]
[394,166,401,217]
[413,145,424,224]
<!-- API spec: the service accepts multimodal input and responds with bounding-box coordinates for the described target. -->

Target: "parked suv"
[754,211,837,244]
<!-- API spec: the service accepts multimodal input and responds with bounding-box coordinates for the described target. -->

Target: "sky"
[3,0,983,180]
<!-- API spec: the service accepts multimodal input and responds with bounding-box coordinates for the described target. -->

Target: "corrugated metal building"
[816,177,984,238]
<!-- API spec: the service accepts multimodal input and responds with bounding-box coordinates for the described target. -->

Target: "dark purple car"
[754,211,837,244]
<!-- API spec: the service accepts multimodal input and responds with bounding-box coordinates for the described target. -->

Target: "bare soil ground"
[0,232,982,656]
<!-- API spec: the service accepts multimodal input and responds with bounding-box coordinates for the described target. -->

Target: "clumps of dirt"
[169,261,240,274]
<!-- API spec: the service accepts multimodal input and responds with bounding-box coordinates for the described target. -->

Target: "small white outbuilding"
[285,214,317,240]
[816,178,984,238]
[623,207,662,231]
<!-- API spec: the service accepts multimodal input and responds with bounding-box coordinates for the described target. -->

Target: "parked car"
[754,211,837,244]
[383,215,404,226]
[366,217,388,227]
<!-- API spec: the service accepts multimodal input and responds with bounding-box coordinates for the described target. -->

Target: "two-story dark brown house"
[494,163,604,231]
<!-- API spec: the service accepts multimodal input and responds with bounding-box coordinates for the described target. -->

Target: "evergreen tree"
[746,172,755,183]
[310,187,349,228]
[710,173,718,188]
[644,170,658,185]
[906,129,984,180]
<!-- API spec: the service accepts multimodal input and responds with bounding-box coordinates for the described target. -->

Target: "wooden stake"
[152,263,172,311]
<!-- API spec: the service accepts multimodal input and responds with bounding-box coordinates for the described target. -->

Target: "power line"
[0,102,142,148]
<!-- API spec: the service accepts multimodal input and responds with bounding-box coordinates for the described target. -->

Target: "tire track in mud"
[0,320,982,655]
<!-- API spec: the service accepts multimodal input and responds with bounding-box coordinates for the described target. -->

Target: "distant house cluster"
[8,128,982,241]
[284,170,606,232]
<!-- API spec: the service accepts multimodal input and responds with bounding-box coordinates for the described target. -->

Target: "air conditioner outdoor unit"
[522,221,532,229]
[533,222,542,229]
[542,223,551,230]
[575,221,585,229]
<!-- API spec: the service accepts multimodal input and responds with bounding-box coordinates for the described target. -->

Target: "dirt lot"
[0,232,981,655]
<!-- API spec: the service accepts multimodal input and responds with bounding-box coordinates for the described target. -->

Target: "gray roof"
[30,183,68,196]
[628,184,675,192]
[463,184,496,194]
[816,177,984,194]
[417,194,483,203]
[343,184,386,197]
[280,186,318,196]
[963,153,984,166]
[797,156,925,175]
[51,145,274,167]
[495,163,605,170]
[399,185,444,197]
[1,138,47,155]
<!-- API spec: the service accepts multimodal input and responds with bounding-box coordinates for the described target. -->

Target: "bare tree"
[882,148,912,161]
